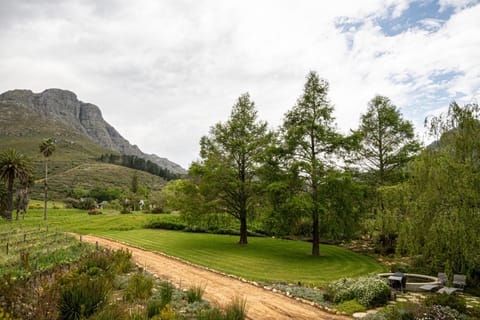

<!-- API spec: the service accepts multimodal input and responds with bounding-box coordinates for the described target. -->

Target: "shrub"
[421,305,464,320]
[424,293,467,314]
[327,276,391,308]
[335,300,366,315]
[144,220,186,230]
[89,304,129,320]
[77,197,97,210]
[124,272,153,302]
[224,297,247,320]
[147,299,166,318]
[0,307,20,320]
[196,308,224,320]
[57,273,110,319]
[390,262,411,273]
[110,248,134,273]
[158,281,174,306]
[158,305,179,320]
[186,285,205,303]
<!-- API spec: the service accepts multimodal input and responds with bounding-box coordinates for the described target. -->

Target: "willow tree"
[0,149,32,221]
[282,71,344,256]
[194,93,271,244]
[397,102,480,275]
[39,137,56,220]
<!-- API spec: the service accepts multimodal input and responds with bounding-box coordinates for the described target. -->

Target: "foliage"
[281,71,346,255]
[0,149,33,220]
[98,153,180,181]
[266,283,329,306]
[424,293,467,314]
[353,95,420,186]
[88,186,122,202]
[186,284,205,303]
[39,137,56,220]
[223,297,247,320]
[335,299,367,315]
[124,272,154,302]
[192,93,271,244]
[144,218,187,230]
[57,273,110,320]
[88,209,102,215]
[397,102,480,275]
[326,276,391,308]
[0,308,20,320]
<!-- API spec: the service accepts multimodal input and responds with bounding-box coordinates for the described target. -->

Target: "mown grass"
[0,208,386,286]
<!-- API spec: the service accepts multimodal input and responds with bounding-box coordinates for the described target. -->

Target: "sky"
[0,0,479,169]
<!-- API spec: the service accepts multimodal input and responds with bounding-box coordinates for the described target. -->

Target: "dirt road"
[81,235,351,320]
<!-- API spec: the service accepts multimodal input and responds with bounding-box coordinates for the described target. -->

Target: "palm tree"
[0,149,32,220]
[39,137,56,220]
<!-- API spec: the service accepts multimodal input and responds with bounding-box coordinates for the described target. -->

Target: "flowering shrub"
[416,305,464,320]
[327,276,391,308]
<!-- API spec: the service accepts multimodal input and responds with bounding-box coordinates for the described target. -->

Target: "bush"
[186,285,205,303]
[421,305,465,320]
[224,297,247,320]
[327,276,391,308]
[424,293,467,314]
[147,299,166,318]
[144,220,186,230]
[196,308,224,320]
[89,304,129,320]
[77,197,97,210]
[57,273,110,319]
[335,300,366,315]
[124,272,153,302]
[390,262,411,274]
[111,249,134,273]
[158,281,174,306]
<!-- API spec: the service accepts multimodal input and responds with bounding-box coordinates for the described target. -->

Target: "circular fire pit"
[378,273,440,291]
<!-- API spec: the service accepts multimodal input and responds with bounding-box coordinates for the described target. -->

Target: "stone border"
[81,234,348,317]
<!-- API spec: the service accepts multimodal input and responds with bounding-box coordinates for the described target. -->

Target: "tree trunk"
[239,213,248,245]
[6,175,14,221]
[311,209,320,256]
[44,158,48,220]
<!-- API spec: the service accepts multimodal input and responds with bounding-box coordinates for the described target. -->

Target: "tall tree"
[398,102,480,275]
[354,95,420,186]
[0,149,32,221]
[39,137,56,220]
[194,93,271,244]
[282,71,344,256]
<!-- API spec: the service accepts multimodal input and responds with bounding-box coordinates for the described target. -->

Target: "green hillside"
[0,102,166,199]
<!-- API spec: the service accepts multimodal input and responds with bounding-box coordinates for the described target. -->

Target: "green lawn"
[0,208,386,286]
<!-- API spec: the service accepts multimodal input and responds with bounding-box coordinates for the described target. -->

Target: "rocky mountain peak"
[0,88,186,174]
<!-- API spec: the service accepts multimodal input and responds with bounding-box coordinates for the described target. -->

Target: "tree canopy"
[354,95,420,186]
[193,93,271,244]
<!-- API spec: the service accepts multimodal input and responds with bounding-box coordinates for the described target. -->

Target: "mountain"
[0,88,186,174]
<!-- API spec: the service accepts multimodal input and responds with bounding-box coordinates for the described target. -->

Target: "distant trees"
[99,154,180,181]
[39,137,56,220]
[192,93,271,244]
[0,149,32,221]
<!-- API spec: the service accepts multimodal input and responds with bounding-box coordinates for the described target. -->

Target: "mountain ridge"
[0,88,186,174]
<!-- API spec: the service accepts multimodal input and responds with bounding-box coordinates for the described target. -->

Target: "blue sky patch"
[377,0,454,36]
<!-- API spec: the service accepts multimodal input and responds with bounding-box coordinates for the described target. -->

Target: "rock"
[353,312,368,319]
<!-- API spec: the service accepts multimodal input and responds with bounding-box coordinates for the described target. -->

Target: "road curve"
[80,235,352,320]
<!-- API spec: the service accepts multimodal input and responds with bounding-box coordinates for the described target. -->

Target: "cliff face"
[0,88,186,174]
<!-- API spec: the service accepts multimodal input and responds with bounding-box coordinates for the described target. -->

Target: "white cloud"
[0,0,478,167]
